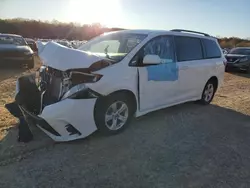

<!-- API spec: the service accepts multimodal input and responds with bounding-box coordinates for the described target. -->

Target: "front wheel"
[94,93,134,135]
[199,81,216,105]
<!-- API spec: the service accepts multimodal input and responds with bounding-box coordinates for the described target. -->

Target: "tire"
[27,58,34,69]
[94,93,134,135]
[199,80,217,105]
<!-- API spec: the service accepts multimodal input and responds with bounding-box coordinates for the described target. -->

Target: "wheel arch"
[94,89,138,118]
[207,76,218,92]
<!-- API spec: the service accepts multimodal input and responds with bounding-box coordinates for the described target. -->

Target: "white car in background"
[12,29,225,142]
[55,40,73,48]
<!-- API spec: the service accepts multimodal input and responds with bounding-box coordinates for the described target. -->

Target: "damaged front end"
[6,42,114,142]
[38,62,107,107]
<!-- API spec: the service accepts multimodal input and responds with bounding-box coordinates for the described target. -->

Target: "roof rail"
[170,29,210,37]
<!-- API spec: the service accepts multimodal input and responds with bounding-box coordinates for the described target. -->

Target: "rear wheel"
[199,80,216,105]
[94,93,134,135]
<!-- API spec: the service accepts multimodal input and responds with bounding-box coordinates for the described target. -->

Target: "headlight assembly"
[70,71,103,85]
[67,88,101,99]
[61,84,102,100]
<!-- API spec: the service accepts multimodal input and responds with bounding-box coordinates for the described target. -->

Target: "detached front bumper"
[13,74,98,142]
[21,106,61,137]
[37,98,98,142]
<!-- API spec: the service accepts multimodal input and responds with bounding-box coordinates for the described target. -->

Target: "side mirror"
[143,54,162,65]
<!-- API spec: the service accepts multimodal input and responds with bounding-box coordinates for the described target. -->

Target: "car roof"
[108,29,215,40]
[0,33,22,37]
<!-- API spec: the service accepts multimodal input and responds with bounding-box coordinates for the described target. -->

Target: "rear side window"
[175,36,203,61]
[143,36,175,63]
[202,39,221,58]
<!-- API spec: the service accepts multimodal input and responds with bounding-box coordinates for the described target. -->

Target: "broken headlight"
[70,72,103,85]
[61,84,101,100]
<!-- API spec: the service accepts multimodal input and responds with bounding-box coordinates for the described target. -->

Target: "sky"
[0,0,249,38]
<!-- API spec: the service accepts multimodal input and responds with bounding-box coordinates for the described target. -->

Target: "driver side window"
[130,36,175,66]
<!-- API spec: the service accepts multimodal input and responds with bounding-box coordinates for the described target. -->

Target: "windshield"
[229,48,250,55]
[0,35,27,46]
[78,32,147,61]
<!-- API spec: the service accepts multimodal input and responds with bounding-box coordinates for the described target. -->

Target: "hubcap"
[204,83,214,102]
[105,101,129,131]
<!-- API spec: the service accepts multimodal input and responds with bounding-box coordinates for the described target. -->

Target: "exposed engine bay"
[14,41,119,117]
[38,59,112,110]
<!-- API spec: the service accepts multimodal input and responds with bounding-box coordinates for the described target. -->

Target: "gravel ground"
[0,68,250,188]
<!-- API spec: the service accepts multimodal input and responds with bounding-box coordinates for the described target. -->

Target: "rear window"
[175,36,203,61]
[202,39,221,58]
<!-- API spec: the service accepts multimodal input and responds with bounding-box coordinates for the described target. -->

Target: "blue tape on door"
[147,63,179,81]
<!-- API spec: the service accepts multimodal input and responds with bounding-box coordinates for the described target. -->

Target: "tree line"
[218,37,250,48]
[0,18,123,40]
[0,18,250,48]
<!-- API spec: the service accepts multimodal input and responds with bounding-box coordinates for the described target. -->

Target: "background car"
[25,38,38,53]
[225,47,250,73]
[0,33,34,68]
[55,40,73,48]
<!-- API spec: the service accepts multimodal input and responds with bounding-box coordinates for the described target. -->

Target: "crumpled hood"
[38,41,104,71]
[36,41,47,54]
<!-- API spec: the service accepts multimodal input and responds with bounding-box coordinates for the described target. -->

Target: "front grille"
[39,67,64,107]
[48,75,62,98]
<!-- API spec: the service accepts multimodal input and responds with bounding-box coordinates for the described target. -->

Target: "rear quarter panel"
[203,57,225,88]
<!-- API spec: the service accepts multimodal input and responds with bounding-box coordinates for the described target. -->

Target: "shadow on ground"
[0,102,250,187]
[0,123,53,163]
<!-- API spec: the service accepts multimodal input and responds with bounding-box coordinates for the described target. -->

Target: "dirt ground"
[0,56,41,137]
[0,60,250,188]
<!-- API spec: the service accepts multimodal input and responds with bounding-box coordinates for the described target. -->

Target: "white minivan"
[13,29,225,142]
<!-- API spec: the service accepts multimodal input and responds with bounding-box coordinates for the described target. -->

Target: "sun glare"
[66,0,123,27]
